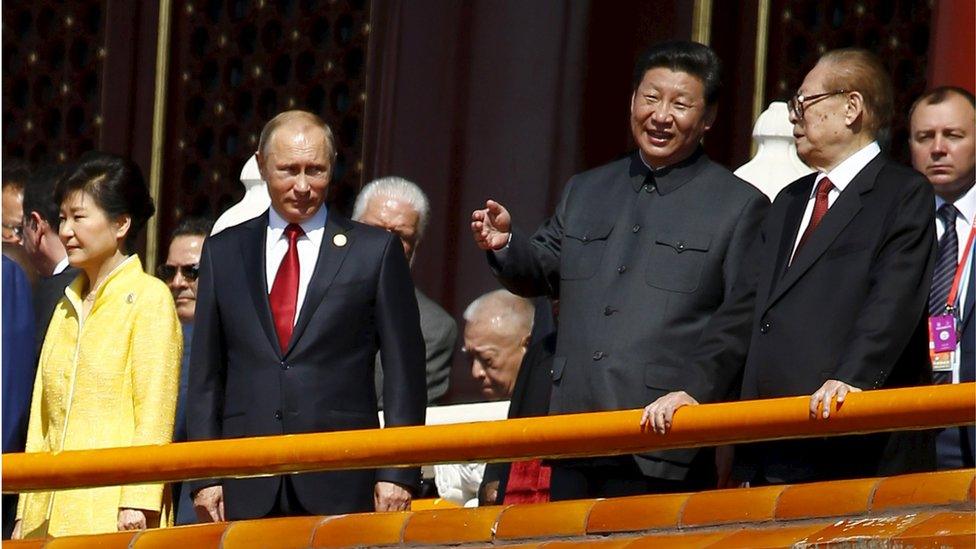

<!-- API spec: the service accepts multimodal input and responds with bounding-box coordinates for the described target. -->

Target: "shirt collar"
[633,147,708,194]
[268,205,328,244]
[52,256,70,276]
[813,141,881,197]
[935,182,976,226]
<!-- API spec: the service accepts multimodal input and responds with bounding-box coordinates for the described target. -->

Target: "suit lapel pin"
[333,233,348,247]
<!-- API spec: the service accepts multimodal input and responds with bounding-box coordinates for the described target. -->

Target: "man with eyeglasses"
[2,161,30,246]
[723,48,935,484]
[157,216,212,525]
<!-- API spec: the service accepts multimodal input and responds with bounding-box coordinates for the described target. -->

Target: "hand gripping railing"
[4,383,974,493]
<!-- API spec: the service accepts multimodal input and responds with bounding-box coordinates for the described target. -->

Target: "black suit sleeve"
[685,192,770,402]
[487,179,577,299]
[833,175,936,389]
[374,233,427,489]
[186,239,227,494]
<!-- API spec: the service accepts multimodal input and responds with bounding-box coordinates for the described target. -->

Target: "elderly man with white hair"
[435,289,534,506]
[353,176,458,406]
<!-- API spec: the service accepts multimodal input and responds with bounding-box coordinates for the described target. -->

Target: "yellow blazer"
[17,256,182,538]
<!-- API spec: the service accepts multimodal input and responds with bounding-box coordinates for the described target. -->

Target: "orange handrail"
[4,383,974,493]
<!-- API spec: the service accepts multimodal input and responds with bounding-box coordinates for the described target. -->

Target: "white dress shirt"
[52,256,70,276]
[265,206,328,325]
[790,141,881,263]
[935,184,975,383]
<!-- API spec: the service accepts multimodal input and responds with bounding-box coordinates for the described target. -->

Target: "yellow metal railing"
[4,383,974,493]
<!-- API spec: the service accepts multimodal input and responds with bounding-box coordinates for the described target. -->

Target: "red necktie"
[795,176,834,256]
[270,223,303,352]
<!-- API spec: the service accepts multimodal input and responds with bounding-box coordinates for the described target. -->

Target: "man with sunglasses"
[725,49,935,484]
[158,217,213,525]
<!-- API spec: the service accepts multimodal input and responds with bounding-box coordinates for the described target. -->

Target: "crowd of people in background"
[1,39,973,539]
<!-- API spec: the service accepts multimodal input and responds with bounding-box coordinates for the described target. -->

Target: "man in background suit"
[724,49,936,484]
[471,41,769,498]
[21,164,76,355]
[909,86,975,469]
[188,110,426,520]
[2,256,35,539]
[352,176,457,406]
[157,216,213,524]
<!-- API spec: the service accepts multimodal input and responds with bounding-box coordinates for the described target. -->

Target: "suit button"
[604,306,614,316]
[632,224,640,233]
[592,351,604,360]
[677,241,685,251]
[617,265,627,274]
[274,410,282,420]
[280,361,288,370]
[645,184,656,193]
[581,235,589,242]
[760,321,771,334]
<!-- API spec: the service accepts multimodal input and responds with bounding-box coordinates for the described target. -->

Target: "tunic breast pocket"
[560,222,614,280]
[645,230,712,293]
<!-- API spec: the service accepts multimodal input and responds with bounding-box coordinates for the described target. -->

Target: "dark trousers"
[264,476,310,518]
[2,494,16,539]
[549,455,712,501]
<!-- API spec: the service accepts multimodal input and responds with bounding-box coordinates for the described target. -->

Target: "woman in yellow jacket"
[13,153,182,538]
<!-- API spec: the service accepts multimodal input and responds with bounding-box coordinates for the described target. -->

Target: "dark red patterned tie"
[795,176,834,256]
[270,223,303,352]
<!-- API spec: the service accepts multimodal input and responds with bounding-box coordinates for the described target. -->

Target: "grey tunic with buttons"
[489,148,769,481]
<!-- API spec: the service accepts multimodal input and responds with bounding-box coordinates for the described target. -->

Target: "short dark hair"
[909,86,976,120]
[3,159,31,192]
[55,152,155,252]
[632,41,723,106]
[23,163,69,227]
[171,216,213,240]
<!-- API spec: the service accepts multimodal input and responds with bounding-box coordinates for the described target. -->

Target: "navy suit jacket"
[2,256,36,454]
[187,210,427,519]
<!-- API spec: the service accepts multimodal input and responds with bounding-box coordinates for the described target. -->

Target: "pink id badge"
[929,315,957,353]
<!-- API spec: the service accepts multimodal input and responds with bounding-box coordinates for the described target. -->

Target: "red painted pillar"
[927,0,976,93]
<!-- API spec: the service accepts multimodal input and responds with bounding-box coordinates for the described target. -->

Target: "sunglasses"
[157,263,200,282]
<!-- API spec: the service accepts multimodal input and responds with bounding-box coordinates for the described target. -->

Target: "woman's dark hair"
[632,40,723,106]
[55,152,155,251]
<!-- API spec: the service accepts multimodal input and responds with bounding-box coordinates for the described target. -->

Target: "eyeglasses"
[787,89,851,119]
[2,222,23,241]
[157,263,200,282]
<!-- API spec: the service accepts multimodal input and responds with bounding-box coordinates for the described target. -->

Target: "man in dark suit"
[471,41,769,498]
[21,164,77,355]
[188,110,427,520]
[708,49,936,484]
[2,256,35,539]
[352,176,458,406]
[909,86,975,469]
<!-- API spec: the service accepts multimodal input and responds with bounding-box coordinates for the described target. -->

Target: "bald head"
[463,290,534,400]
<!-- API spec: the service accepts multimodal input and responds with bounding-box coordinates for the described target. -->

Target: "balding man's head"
[256,111,336,224]
[463,290,534,400]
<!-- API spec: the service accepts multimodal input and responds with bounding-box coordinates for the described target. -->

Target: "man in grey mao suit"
[471,41,769,498]
[353,176,458,406]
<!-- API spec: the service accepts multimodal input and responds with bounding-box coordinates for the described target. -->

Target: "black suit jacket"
[736,153,937,483]
[187,210,427,519]
[32,267,79,357]
[490,149,769,481]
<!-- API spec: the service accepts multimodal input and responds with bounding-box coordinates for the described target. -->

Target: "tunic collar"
[631,147,709,195]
